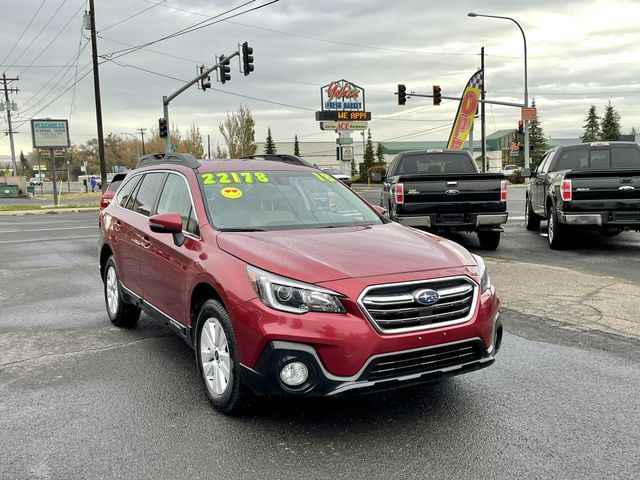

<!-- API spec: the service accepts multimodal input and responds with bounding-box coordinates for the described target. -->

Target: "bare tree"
[219,105,257,157]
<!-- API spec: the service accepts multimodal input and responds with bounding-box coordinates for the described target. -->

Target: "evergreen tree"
[293,134,300,156]
[601,101,621,141]
[351,157,357,176]
[375,141,385,166]
[581,105,601,142]
[629,126,637,136]
[362,128,375,174]
[527,99,549,167]
[264,127,276,154]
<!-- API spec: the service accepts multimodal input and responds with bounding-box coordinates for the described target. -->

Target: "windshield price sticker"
[202,172,270,185]
[312,172,337,182]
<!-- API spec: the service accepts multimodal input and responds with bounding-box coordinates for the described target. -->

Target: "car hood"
[216,223,475,283]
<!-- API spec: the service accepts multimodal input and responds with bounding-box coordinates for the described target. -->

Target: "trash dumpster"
[0,184,19,198]
[27,185,35,196]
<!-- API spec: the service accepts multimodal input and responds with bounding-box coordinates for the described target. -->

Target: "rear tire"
[103,257,140,328]
[478,231,501,250]
[525,196,541,231]
[547,206,568,249]
[195,299,251,414]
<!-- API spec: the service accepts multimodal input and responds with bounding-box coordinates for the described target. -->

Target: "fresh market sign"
[321,79,365,111]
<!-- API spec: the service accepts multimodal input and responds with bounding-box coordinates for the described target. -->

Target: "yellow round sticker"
[220,187,243,199]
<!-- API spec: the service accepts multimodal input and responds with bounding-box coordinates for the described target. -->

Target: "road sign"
[336,137,354,145]
[341,145,354,161]
[521,107,537,121]
[321,121,367,131]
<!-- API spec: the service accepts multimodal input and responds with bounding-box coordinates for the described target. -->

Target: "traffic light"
[397,84,407,106]
[242,42,254,76]
[220,55,231,84]
[199,65,211,91]
[518,120,524,135]
[433,85,442,105]
[159,118,168,139]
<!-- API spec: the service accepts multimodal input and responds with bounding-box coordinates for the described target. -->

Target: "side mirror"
[372,205,387,216]
[149,213,185,246]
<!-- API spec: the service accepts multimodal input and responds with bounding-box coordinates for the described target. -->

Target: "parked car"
[322,167,352,186]
[502,164,520,176]
[29,176,43,186]
[99,153,502,414]
[525,141,640,248]
[381,149,508,249]
[99,172,127,210]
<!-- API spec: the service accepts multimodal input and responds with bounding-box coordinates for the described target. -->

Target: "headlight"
[247,265,346,314]
[472,254,491,292]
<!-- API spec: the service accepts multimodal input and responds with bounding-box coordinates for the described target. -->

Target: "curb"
[0,207,99,217]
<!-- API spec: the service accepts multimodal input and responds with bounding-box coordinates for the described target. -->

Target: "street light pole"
[468,12,530,168]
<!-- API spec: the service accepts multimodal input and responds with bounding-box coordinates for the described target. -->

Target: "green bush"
[367,165,386,183]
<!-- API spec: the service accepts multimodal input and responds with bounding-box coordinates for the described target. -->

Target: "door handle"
[142,235,151,249]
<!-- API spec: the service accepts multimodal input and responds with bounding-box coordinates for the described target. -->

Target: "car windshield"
[323,168,342,175]
[201,170,383,231]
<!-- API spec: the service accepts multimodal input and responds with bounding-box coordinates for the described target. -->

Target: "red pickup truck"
[99,153,502,413]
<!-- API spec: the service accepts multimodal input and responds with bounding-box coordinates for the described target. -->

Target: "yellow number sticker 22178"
[201,172,270,185]
[312,172,336,182]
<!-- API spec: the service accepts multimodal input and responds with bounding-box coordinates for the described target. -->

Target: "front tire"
[547,206,568,249]
[103,257,140,327]
[196,299,250,414]
[525,196,541,231]
[478,231,501,250]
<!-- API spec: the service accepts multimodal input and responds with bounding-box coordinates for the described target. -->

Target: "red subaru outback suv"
[99,153,502,413]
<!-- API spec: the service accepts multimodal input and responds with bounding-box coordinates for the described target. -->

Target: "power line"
[18,0,87,76]
[100,0,167,33]
[102,1,276,61]
[0,0,48,68]
[8,0,70,68]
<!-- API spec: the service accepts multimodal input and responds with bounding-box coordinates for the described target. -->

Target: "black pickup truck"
[525,141,640,249]
[381,149,508,249]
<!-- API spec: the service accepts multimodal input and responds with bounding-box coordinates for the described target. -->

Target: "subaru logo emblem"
[413,289,440,306]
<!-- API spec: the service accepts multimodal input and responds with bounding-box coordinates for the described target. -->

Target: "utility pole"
[136,128,146,155]
[87,0,106,192]
[1,74,19,175]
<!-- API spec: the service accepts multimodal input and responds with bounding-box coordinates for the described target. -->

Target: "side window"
[156,173,199,235]
[130,172,166,217]
[541,151,555,173]
[611,147,640,168]
[116,175,141,208]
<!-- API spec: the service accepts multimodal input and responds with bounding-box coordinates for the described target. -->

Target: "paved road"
[1,212,638,479]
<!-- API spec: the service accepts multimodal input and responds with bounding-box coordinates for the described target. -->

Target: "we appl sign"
[321,79,365,111]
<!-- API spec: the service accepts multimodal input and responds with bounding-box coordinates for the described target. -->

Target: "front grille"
[359,277,477,333]
[365,340,484,381]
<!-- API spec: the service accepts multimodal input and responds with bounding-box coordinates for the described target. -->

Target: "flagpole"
[481,47,486,172]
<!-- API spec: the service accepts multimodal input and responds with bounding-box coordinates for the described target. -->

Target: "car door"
[532,151,554,215]
[109,173,144,297]
[140,172,201,326]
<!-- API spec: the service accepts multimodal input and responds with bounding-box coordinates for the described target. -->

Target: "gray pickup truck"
[381,149,508,249]
[526,141,640,249]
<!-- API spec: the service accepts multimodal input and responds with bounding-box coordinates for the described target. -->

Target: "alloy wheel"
[200,317,231,396]
[105,266,119,316]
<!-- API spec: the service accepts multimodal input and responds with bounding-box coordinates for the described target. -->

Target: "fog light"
[279,361,308,387]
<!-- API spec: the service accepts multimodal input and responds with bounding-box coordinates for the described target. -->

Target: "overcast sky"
[2,0,639,158]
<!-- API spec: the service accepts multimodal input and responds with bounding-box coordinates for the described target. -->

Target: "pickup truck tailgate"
[400,173,506,214]
[567,169,640,212]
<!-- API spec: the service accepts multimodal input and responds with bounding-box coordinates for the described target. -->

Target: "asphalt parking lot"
[1,188,639,479]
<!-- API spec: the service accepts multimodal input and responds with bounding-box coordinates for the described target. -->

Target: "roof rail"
[239,154,318,168]
[136,152,201,169]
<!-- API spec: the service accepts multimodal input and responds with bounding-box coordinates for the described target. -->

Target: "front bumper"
[240,335,497,397]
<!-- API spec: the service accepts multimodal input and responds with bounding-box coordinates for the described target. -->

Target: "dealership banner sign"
[447,70,483,150]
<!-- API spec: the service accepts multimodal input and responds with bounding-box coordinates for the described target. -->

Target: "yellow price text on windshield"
[201,172,270,185]
[312,172,336,182]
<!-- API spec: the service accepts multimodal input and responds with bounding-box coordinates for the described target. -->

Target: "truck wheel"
[478,231,501,250]
[525,197,541,231]
[547,207,568,249]
[103,257,141,327]
[196,299,251,414]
